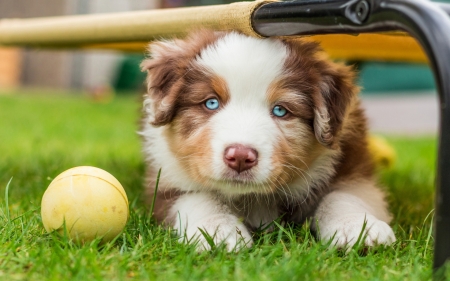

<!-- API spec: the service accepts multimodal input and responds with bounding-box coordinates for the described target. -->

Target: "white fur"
[196,33,289,193]
[141,32,395,252]
[172,193,252,251]
[140,122,200,192]
[196,33,288,94]
[142,33,291,195]
[313,180,396,248]
[148,40,184,60]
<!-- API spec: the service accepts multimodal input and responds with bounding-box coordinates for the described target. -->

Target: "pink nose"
[223,145,258,173]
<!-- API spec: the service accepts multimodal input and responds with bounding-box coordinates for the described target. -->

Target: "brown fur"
[142,30,230,224]
[277,38,372,222]
[281,39,358,148]
[141,30,226,126]
[142,30,374,228]
[333,99,375,180]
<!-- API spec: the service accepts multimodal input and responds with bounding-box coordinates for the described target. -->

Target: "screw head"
[355,0,370,22]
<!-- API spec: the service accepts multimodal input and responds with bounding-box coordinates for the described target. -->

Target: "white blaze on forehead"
[195,32,290,184]
[196,32,288,104]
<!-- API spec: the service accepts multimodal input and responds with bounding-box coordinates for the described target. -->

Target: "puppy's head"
[142,30,357,197]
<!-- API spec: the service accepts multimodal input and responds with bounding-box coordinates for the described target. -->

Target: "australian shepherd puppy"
[140,30,396,251]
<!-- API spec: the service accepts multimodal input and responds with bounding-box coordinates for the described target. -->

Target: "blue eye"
[272,105,288,117]
[205,98,220,110]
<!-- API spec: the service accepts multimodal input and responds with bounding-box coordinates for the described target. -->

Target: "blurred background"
[0,0,447,136]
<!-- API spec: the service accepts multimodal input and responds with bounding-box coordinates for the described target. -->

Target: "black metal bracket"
[253,0,450,271]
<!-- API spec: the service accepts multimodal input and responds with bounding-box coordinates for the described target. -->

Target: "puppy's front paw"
[319,214,396,248]
[182,214,253,252]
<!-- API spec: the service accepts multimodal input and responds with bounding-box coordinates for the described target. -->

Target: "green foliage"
[0,91,443,280]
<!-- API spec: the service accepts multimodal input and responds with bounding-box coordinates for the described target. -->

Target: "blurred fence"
[0,48,20,90]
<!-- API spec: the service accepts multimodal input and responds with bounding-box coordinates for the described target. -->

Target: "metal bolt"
[355,0,370,22]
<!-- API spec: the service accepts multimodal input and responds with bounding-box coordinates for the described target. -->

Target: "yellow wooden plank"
[78,33,427,63]
[305,33,427,63]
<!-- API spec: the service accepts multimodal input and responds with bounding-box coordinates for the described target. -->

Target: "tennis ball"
[41,166,129,243]
[367,135,397,169]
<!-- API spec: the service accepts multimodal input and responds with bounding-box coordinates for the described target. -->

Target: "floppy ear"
[281,39,358,149]
[140,40,186,126]
[141,30,225,126]
[313,62,358,149]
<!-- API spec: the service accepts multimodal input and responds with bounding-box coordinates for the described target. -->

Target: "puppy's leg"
[171,193,253,251]
[313,180,396,248]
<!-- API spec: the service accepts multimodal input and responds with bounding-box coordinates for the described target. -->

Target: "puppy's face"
[142,31,356,197]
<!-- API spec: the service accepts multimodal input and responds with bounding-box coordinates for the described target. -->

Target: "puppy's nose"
[224,145,258,173]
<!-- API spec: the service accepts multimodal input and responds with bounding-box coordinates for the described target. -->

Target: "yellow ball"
[41,166,129,243]
[367,135,397,169]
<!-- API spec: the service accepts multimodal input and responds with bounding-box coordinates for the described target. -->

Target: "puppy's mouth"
[199,167,274,195]
[215,167,257,187]
[220,169,257,183]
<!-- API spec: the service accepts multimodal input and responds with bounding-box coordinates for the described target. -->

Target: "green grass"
[0,90,446,280]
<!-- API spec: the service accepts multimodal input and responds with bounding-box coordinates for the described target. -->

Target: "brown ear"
[141,30,225,126]
[282,39,358,149]
[140,40,185,126]
[313,62,358,149]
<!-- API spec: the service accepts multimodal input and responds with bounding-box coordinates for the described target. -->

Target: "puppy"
[140,30,396,251]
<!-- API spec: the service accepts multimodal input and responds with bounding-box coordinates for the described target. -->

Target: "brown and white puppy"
[140,30,395,251]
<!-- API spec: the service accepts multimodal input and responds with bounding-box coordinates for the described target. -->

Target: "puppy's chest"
[227,195,322,230]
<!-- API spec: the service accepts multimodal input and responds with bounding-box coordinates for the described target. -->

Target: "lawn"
[0,90,445,280]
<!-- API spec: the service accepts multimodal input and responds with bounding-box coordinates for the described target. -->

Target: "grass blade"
[423,210,434,258]
[149,168,161,221]
[5,177,12,222]
[197,227,216,250]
